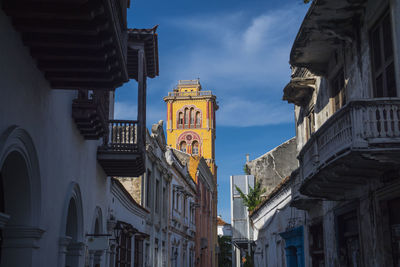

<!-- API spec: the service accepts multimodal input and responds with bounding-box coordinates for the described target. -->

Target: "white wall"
[0,9,115,267]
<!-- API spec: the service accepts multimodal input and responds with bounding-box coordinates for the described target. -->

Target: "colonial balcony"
[289,169,322,210]
[72,90,109,140]
[2,0,130,90]
[97,120,145,177]
[299,99,400,200]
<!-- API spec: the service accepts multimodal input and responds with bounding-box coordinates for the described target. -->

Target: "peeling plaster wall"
[289,0,400,266]
[246,138,298,195]
[295,0,400,152]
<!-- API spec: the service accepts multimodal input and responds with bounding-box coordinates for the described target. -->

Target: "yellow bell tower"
[163,79,218,176]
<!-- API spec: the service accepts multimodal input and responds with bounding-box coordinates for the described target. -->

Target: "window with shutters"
[370,10,397,97]
[134,238,143,267]
[116,231,132,267]
[305,107,315,141]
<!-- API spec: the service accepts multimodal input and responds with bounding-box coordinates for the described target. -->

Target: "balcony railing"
[299,99,400,198]
[97,120,145,177]
[106,120,138,151]
[167,91,212,97]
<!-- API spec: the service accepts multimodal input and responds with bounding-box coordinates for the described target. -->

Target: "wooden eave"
[290,0,366,75]
[2,0,130,90]
[127,26,159,80]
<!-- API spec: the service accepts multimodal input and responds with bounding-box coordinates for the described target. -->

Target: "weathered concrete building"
[283,0,400,266]
[246,137,298,195]
[244,138,301,267]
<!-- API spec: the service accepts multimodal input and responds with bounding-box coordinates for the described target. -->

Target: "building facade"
[164,80,218,267]
[165,148,197,267]
[250,175,307,267]
[246,137,298,196]
[194,156,218,267]
[230,175,255,267]
[283,0,400,266]
[0,1,159,266]
[163,79,218,175]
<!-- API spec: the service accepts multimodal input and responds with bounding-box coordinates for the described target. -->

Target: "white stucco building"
[0,1,159,266]
[250,176,306,267]
[165,148,196,267]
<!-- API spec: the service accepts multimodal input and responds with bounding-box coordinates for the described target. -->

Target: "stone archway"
[0,126,43,267]
[90,207,104,267]
[59,183,84,267]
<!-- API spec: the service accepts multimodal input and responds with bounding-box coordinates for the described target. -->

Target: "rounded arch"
[59,183,85,267]
[0,126,43,267]
[180,141,187,153]
[0,126,42,227]
[192,141,199,155]
[177,131,202,155]
[92,206,103,234]
[176,105,203,129]
[60,182,84,241]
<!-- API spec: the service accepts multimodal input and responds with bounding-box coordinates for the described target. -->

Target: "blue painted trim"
[279,226,305,267]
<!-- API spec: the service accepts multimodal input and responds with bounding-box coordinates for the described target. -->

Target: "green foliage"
[243,164,250,175]
[235,180,266,212]
[218,236,232,267]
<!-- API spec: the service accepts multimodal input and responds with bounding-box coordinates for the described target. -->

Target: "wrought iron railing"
[299,99,400,180]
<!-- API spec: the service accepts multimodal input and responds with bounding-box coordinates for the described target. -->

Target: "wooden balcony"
[97,120,145,177]
[299,99,400,200]
[72,90,109,140]
[2,0,130,90]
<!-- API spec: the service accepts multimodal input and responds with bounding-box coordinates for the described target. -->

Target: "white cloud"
[114,102,166,126]
[147,4,308,127]
[218,97,293,127]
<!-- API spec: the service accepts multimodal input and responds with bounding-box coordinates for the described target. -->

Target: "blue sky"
[115,0,310,222]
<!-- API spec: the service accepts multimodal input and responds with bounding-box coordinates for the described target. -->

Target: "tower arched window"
[184,108,189,126]
[196,112,201,128]
[180,141,187,153]
[192,141,199,155]
[178,112,183,128]
[190,108,195,126]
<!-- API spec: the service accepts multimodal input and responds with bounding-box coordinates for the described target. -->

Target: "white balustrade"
[300,99,400,181]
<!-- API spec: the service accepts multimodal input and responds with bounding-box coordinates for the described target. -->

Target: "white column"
[58,236,72,267]
[1,226,45,267]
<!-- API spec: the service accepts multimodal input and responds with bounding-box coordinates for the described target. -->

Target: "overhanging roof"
[127,26,159,80]
[290,0,366,75]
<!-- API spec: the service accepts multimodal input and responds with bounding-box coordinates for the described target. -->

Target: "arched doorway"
[59,183,84,267]
[0,127,43,267]
[91,207,104,267]
[65,198,79,267]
